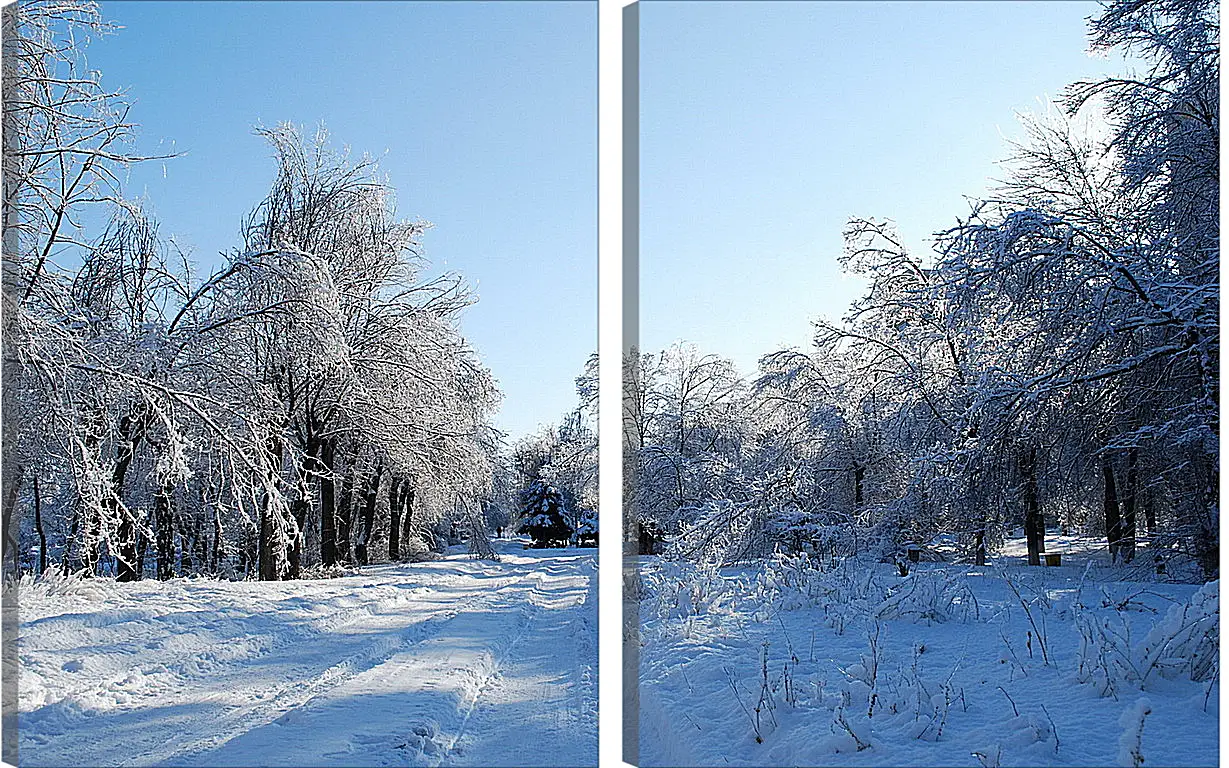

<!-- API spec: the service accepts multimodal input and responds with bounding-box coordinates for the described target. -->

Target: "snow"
[17,539,596,767]
[635,537,1218,767]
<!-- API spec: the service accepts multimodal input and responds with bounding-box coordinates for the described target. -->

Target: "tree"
[517,480,572,548]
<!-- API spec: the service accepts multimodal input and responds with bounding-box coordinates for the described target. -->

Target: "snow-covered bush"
[1136,580,1217,685]
[640,560,742,622]
[1075,610,1137,698]
[1076,580,1219,698]
[873,569,979,624]
[1115,697,1151,768]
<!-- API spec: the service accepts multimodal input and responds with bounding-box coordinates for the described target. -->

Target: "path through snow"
[17,540,597,767]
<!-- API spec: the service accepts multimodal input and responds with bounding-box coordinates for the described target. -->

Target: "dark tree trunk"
[63,509,79,574]
[319,437,337,567]
[136,526,147,578]
[355,460,383,566]
[1021,446,1043,566]
[258,437,284,581]
[211,499,224,574]
[973,527,987,567]
[1120,447,1138,563]
[853,461,865,511]
[154,481,176,580]
[336,447,355,565]
[259,494,277,581]
[388,476,402,561]
[2,463,22,576]
[33,475,46,574]
[400,486,416,556]
[1102,455,1122,562]
[113,412,144,582]
[287,439,319,580]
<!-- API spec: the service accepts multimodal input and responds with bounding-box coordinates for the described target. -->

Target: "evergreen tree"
[517,480,573,548]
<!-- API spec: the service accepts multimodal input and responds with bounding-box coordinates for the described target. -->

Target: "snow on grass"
[16,539,597,767]
[636,538,1217,767]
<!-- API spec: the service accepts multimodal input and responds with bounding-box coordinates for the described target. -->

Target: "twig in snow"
[1041,703,1059,754]
[996,686,1020,718]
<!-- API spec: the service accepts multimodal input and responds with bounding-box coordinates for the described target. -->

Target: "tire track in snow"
[145,566,533,767]
[432,600,541,766]
[433,554,596,767]
[20,548,596,768]
[117,605,463,767]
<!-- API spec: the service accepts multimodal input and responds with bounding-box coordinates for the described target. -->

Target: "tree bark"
[113,412,144,582]
[287,439,318,580]
[1120,447,1138,563]
[210,498,224,573]
[318,437,337,566]
[335,445,355,564]
[1102,455,1122,562]
[354,460,383,566]
[258,436,284,581]
[1021,446,1043,566]
[1,463,21,577]
[400,486,416,557]
[33,475,46,574]
[259,493,277,581]
[973,527,987,567]
[154,480,175,581]
[388,476,402,561]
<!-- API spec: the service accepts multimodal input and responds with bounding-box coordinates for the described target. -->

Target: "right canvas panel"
[628,1,1220,766]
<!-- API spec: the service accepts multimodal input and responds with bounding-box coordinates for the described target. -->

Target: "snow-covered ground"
[635,537,1217,767]
[16,539,597,767]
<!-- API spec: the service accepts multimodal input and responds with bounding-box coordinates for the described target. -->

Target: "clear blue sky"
[640,0,1130,377]
[90,1,596,440]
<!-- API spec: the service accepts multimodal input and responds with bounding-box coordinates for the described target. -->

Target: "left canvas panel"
[1,1,598,765]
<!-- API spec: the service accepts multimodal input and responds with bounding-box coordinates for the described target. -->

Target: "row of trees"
[3,1,503,580]
[626,0,1218,580]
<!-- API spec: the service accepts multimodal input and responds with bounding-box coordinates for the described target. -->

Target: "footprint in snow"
[61,660,84,672]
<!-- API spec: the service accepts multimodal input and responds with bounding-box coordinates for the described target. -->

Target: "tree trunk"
[1021,446,1043,566]
[400,486,416,557]
[1120,447,1138,563]
[113,412,144,582]
[287,439,318,580]
[355,460,382,566]
[335,447,355,564]
[1,463,22,577]
[319,437,337,566]
[62,509,79,574]
[154,480,176,581]
[1102,455,1122,562]
[211,498,224,574]
[259,493,277,581]
[853,461,865,511]
[135,526,147,578]
[388,476,402,561]
[33,475,46,574]
[258,437,284,581]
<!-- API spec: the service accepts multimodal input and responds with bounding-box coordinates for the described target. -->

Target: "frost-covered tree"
[3,7,504,582]
[635,0,1217,580]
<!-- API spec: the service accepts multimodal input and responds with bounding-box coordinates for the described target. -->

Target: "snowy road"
[17,541,597,767]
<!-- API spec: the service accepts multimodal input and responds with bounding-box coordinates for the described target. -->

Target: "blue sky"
[640,0,1130,377]
[89,1,596,440]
